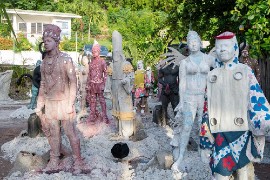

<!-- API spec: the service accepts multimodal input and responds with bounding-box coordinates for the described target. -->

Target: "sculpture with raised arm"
[200,31,270,179]
[171,31,215,172]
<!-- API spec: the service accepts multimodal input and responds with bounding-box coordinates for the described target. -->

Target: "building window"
[31,23,37,34]
[55,21,69,38]
[37,23,42,34]
[18,22,27,32]
[31,23,43,34]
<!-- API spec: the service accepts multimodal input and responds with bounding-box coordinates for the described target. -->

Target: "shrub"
[0,36,13,50]
[14,33,33,52]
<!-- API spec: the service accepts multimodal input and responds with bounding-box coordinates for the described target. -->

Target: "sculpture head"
[215,31,239,64]
[92,40,101,58]
[42,24,61,52]
[137,60,144,70]
[112,30,125,62]
[36,60,42,67]
[187,31,202,52]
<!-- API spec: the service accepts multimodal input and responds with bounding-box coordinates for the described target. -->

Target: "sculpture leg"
[120,120,134,139]
[214,173,231,180]
[171,102,195,172]
[98,93,109,124]
[81,90,87,113]
[236,163,254,180]
[170,93,180,116]
[171,124,192,172]
[44,120,61,172]
[87,93,97,123]
[62,120,84,174]
[160,94,169,126]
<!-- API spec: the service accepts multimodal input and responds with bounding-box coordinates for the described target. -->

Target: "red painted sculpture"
[86,41,109,124]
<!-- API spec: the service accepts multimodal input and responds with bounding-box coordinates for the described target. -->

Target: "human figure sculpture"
[158,62,179,126]
[134,60,147,114]
[79,56,89,114]
[86,40,109,124]
[28,60,42,109]
[239,46,261,84]
[104,30,135,139]
[35,24,84,173]
[171,31,215,172]
[200,31,270,179]
[144,66,155,97]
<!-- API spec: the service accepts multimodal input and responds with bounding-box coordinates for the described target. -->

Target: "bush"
[14,33,33,52]
[0,36,13,50]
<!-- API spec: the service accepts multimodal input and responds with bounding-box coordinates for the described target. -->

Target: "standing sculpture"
[105,30,135,139]
[86,40,109,124]
[158,61,179,126]
[171,31,215,172]
[35,24,84,173]
[28,60,42,109]
[200,31,270,179]
[78,55,89,114]
[239,45,261,84]
[134,60,147,114]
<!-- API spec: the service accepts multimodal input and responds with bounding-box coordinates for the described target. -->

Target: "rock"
[0,70,13,102]
[156,151,173,170]
[9,151,48,175]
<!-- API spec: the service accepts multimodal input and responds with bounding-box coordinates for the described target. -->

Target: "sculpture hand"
[35,108,43,117]
[121,79,127,85]
[200,149,212,164]
[67,105,74,114]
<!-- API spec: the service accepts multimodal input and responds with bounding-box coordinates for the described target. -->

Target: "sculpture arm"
[35,64,45,113]
[247,67,270,136]
[102,60,107,88]
[177,60,187,111]
[66,58,77,112]
[158,69,166,86]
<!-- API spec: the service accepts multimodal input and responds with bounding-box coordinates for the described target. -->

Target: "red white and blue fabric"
[200,40,270,176]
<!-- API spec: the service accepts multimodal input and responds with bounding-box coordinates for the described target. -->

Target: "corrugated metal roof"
[6,9,81,18]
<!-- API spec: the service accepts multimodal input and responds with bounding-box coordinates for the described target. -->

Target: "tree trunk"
[258,53,270,102]
[88,20,91,42]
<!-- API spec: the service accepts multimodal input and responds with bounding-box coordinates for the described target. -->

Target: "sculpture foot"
[171,162,181,173]
[73,158,89,174]
[43,158,60,173]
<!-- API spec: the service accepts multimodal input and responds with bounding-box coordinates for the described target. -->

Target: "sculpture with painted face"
[171,31,215,172]
[35,24,85,173]
[200,31,270,179]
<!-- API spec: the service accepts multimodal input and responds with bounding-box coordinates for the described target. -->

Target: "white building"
[4,9,81,44]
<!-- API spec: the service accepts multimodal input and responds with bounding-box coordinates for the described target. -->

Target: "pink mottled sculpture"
[35,24,85,173]
[86,41,109,124]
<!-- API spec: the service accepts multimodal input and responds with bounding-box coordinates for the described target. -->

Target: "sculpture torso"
[185,54,212,95]
[159,63,179,93]
[41,53,72,100]
[88,58,106,83]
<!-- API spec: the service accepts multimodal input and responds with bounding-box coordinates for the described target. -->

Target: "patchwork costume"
[200,32,270,177]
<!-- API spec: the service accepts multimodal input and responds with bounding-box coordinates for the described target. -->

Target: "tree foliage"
[231,0,270,58]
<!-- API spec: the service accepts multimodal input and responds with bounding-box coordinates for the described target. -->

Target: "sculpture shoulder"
[59,52,73,64]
